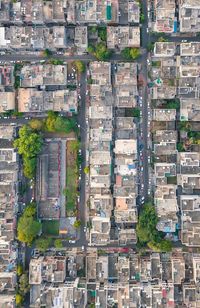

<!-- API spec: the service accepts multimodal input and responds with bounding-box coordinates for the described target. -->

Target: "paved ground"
[76,69,87,246]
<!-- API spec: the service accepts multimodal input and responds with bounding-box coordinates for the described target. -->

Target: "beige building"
[0,92,15,113]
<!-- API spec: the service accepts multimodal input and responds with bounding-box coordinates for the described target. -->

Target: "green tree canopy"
[35,237,52,252]
[19,273,30,295]
[14,125,43,178]
[98,27,107,41]
[43,49,52,57]
[178,121,191,132]
[17,204,41,245]
[136,203,172,252]
[95,42,112,60]
[73,60,85,73]
[54,239,63,248]
[23,157,37,179]
[29,119,44,131]
[87,43,112,61]
[16,293,23,306]
[14,125,43,158]
[122,47,140,60]
[84,166,89,174]
[73,220,81,228]
[17,264,23,276]
[132,108,140,118]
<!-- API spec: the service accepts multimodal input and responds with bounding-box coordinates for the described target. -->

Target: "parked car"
[69,240,75,244]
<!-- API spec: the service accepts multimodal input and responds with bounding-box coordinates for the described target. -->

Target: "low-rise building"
[0,92,15,113]
[154,42,176,57]
[29,256,66,285]
[180,99,200,121]
[18,89,77,113]
[75,0,119,24]
[153,130,177,156]
[74,26,88,53]
[180,195,200,246]
[179,0,200,33]
[128,0,140,23]
[107,26,140,50]
[153,109,176,121]
[153,0,176,33]
[20,64,67,87]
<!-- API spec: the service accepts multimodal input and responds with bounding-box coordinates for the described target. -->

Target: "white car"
[83,227,87,232]
[147,28,149,33]
[69,240,76,244]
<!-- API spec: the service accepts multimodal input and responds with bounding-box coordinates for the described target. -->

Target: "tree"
[98,27,107,41]
[89,26,97,34]
[158,36,168,42]
[29,119,44,131]
[177,142,185,152]
[147,42,154,52]
[54,239,63,248]
[14,125,43,158]
[49,58,64,65]
[23,203,37,217]
[140,13,145,23]
[87,43,112,61]
[74,60,85,73]
[17,264,23,276]
[178,121,191,132]
[45,113,57,132]
[19,273,30,295]
[132,108,140,118]
[73,220,81,228]
[16,293,23,306]
[122,47,132,60]
[136,203,172,252]
[23,157,37,179]
[17,204,41,245]
[130,48,140,59]
[158,239,172,252]
[122,48,140,60]
[70,140,80,152]
[35,237,51,252]
[84,166,89,174]
[95,42,112,61]
[18,216,41,245]
[43,49,52,57]
[166,100,180,110]
[54,117,77,133]
[87,45,95,54]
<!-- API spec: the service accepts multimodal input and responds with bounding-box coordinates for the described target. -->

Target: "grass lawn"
[65,140,78,215]
[42,220,59,236]
[167,176,177,185]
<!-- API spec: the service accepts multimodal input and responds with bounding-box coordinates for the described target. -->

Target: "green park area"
[42,220,59,236]
[136,203,172,252]
[64,140,79,216]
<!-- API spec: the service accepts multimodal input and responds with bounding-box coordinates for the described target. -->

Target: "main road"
[138,0,150,200]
